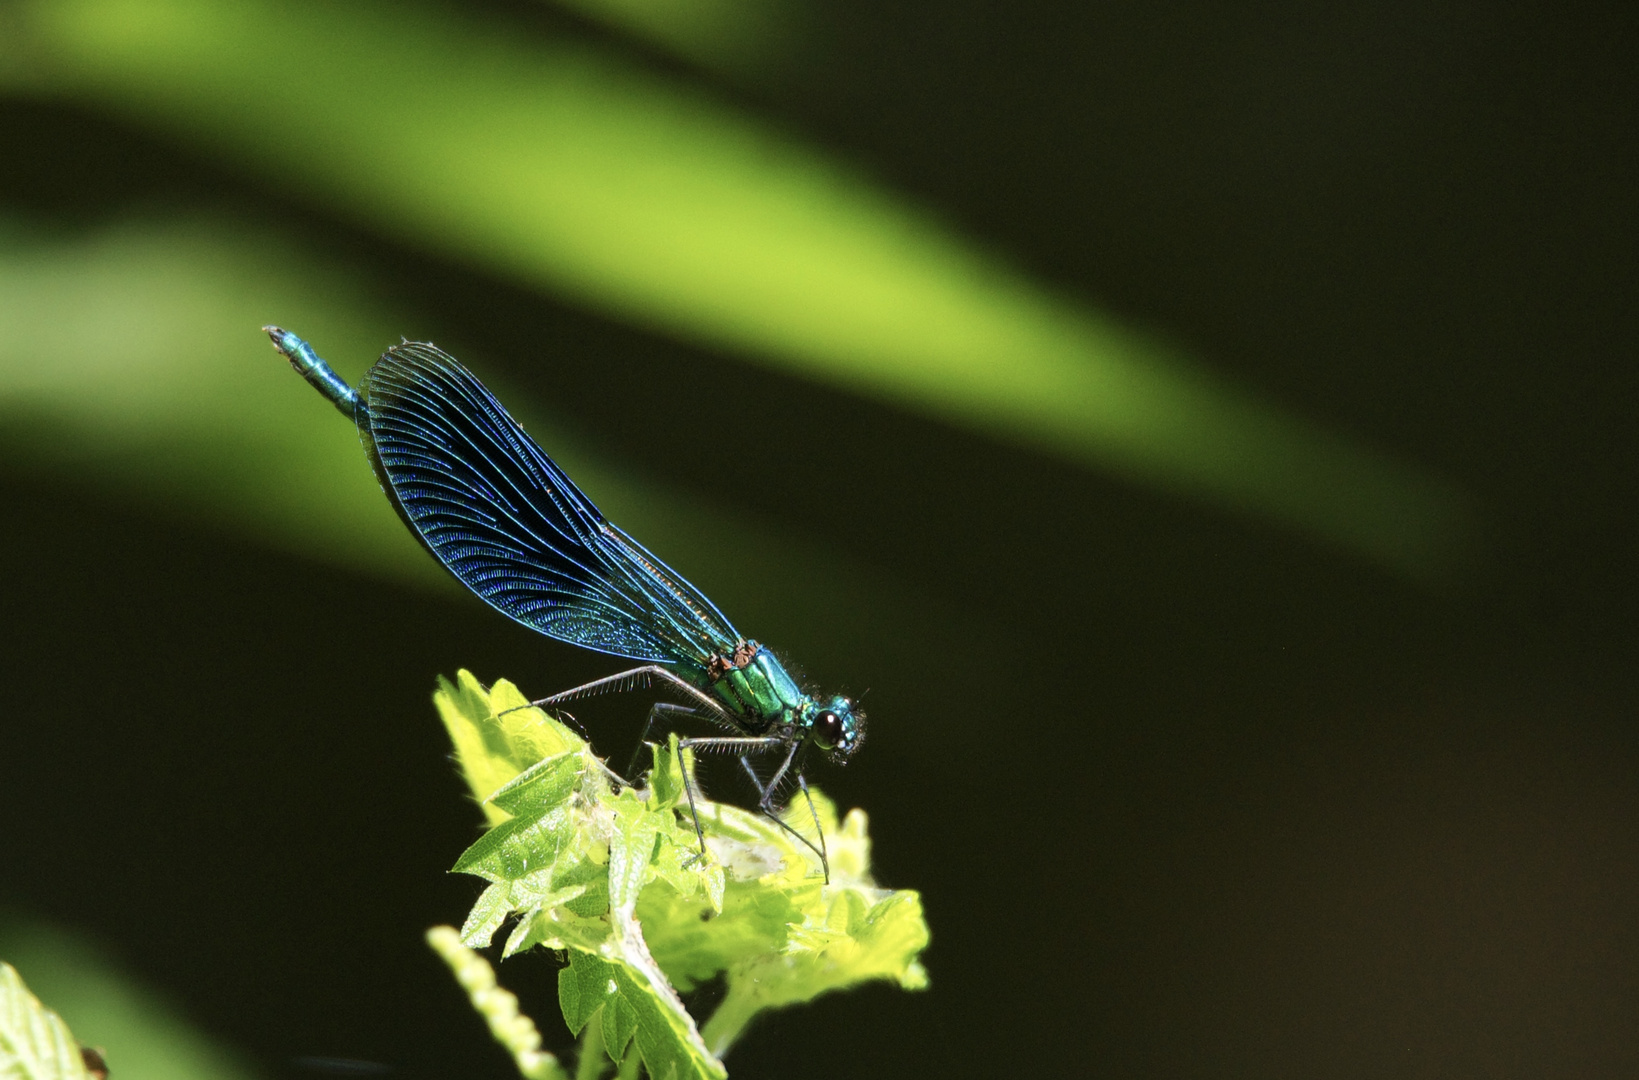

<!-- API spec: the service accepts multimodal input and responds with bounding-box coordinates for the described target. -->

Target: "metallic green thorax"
[694,639,863,759]
[705,641,807,728]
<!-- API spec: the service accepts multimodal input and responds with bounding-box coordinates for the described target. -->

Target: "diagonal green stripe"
[4,0,1468,575]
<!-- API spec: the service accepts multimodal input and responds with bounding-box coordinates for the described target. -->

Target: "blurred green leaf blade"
[545,0,801,77]
[0,220,439,586]
[5,0,1467,574]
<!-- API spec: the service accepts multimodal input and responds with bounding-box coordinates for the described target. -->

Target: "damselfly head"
[812,694,864,760]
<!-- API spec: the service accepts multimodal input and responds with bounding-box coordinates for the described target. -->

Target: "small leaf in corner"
[0,961,95,1080]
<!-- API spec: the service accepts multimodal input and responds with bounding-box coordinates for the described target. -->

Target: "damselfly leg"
[495,666,832,880]
[736,744,830,882]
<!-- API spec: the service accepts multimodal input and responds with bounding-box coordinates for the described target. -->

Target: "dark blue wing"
[354,342,741,668]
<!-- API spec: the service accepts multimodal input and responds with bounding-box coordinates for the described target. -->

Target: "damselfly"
[264,327,862,879]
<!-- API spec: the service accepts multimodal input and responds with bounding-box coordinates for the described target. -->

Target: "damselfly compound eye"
[813,709,845,750]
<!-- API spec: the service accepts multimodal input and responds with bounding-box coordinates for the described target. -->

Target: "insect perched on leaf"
[264,327,862,879]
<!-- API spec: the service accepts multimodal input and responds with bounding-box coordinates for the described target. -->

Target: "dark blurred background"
[2,1,1636,1078]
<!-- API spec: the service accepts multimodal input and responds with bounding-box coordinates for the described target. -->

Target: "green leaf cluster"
[434,671,929,1077]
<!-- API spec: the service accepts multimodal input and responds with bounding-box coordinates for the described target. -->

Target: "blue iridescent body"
[264,326,861,877]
